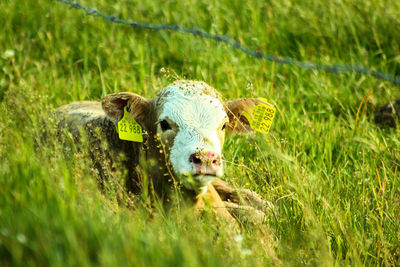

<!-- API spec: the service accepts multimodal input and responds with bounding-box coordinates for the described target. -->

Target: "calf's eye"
[222,123,226,131]
[160,120,171,131]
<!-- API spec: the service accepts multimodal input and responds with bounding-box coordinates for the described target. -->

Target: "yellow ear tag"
[242,98,276,134]
[117,107,143,142]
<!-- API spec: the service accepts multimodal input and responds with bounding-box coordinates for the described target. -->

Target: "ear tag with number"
[242,98,276,134]
[117,107,143,142]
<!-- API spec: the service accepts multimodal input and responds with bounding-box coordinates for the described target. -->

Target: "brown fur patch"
[101,92,151,126]
[225,98,267,133]
[194,183,237,226]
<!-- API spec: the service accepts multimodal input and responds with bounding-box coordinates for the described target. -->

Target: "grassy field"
[1,0,400,265]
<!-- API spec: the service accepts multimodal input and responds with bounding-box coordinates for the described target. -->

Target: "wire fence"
[56,0,400,87]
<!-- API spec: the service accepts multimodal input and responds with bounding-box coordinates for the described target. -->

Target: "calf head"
[102,80,265,192]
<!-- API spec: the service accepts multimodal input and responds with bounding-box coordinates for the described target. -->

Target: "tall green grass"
[1,0,399,265]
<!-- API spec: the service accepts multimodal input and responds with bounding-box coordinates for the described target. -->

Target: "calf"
[56,80,268,222]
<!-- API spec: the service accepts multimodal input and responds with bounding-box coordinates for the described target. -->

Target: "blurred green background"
[1,0,399,265]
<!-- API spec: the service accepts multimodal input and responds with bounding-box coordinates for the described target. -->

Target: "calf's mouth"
[180,173,218,193]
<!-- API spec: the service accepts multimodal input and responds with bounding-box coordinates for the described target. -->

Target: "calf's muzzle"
[189,152,222,176]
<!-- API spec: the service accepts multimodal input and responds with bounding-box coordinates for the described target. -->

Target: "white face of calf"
[156,82,228,189]
[102,80,266,191]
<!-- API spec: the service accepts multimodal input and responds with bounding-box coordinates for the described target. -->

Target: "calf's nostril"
[189,152,221,168]
[189,154,202,165]
[193,157,202,164]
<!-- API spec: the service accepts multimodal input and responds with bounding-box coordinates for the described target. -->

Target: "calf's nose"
[189,151,221,176]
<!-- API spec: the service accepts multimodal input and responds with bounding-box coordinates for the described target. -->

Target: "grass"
[1,0,400,265]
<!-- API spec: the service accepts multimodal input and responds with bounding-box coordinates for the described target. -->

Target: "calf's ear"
[225,98,267,134]
[101,92,151,124]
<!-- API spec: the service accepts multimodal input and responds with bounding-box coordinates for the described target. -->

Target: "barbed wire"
[56,0,400,87]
